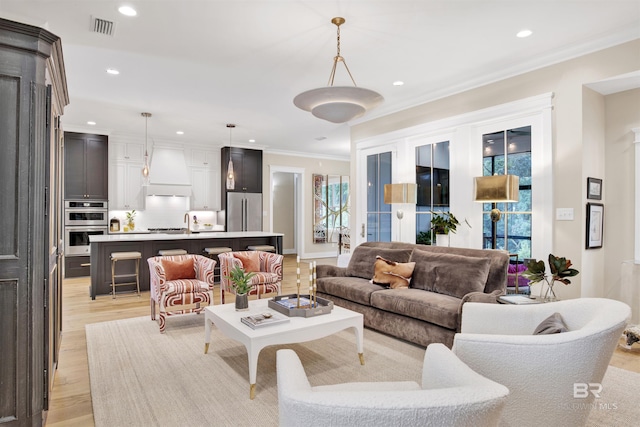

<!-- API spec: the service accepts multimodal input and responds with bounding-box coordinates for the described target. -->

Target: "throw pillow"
[371,256,416,289]
[162,258,196,281]
[346,247,413,279]
[533,312,569,335]
[234,251,261,272]
[409,250,491,298]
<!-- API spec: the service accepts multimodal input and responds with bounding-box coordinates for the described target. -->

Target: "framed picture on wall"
[587,177,602,200]
[586,203,604,249]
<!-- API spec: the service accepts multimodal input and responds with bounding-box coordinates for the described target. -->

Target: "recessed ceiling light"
[393,81,404,86]
[106,68,120,75]
[176,131,184,135]
[118,6,137,16]
[517,29,532,38]
[87,121,96,125]
[248,139,255,143]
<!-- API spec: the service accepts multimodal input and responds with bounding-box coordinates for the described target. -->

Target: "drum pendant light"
[293,17,384,123]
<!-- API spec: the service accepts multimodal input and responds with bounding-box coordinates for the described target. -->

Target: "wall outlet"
[556,208,574,221]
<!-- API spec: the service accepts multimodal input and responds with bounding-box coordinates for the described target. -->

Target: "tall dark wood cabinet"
[0,18,68,426]
[220,147,263,231]
[64,132,108,200]
[221,147,263,194]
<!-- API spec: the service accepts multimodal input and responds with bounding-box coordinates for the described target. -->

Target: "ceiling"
[2,1,639,159]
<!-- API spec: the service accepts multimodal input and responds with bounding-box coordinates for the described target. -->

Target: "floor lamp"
[473,175,519,249]
[384,183,417,242]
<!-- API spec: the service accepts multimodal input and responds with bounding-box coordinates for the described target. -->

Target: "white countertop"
[91,231,284,243]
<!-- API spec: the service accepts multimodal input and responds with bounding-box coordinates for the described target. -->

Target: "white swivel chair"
[276,343,509,427]
[452,298,631,427]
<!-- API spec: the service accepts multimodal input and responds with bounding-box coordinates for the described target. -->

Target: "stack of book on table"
[241,311,290,329]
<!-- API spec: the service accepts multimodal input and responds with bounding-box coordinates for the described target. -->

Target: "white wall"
[605,89,640,310]
[351,39,640,300]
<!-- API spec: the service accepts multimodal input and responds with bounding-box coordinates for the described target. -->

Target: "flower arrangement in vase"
[125,210,136,231]
[522,254,579,301]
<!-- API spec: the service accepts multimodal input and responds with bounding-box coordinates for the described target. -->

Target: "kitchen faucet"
[184,212,191,234]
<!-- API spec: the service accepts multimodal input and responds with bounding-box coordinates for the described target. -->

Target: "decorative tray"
[268,294,334,318]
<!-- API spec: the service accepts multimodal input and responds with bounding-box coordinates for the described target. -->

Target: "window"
[415,141,450,245]
[366,152,392,242]
[482,126,532,258]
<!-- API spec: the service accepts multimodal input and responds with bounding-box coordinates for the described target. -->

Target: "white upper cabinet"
[189,148,217,168]
[188,147,221,210]
[109,140,145,210]
[111,141,144,162]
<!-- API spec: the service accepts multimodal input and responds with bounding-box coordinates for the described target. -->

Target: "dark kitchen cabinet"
[221,147,262,194]
[0,17,69,426]
[64,132,108,200]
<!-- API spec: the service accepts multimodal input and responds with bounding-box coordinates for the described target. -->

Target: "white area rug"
[86,314,639,427]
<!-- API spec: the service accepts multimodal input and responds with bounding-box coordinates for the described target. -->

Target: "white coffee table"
[204,298,364,399]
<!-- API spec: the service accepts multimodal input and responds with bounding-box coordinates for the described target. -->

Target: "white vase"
[435,233,450,247]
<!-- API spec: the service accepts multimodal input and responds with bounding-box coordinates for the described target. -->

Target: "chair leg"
[158,310,166,334]
[150,298,156,321]
[135,258,141,297]
[111,258,117,299]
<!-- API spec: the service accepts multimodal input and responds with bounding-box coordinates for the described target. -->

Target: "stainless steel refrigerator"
[227,192,263,232]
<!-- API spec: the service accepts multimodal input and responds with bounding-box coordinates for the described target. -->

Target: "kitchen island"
[89,231,283,299]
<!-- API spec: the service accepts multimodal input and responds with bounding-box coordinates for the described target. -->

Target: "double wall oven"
[64,200,108,256]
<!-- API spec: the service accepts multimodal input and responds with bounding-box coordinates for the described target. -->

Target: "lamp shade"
[293,86,383,124]
[384,183,417,204]
[474,175,519,202]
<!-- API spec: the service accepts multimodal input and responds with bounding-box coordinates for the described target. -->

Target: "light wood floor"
[45,254,640,426]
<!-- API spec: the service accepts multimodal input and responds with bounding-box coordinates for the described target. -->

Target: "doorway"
[270,167,304,255]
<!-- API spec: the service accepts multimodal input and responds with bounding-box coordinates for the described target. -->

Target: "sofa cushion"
[370,288,461,330]
[372,256,416,289]
[409,250,491,298]
[162,258,196,281]
[346,246,413,279]
[316,276,383,306]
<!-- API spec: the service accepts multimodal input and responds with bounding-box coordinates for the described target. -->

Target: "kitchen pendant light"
[141,112,152,179]
[226,124,236,190]
[293,17,384,124]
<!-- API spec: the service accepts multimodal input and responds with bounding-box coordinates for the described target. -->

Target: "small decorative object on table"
[241,311,290,329]
[269,294,333,317]
[226,264,255,311]
[622,325,640,349]
[522,254,580,302]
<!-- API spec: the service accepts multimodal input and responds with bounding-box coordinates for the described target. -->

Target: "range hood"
[144,146,192,197]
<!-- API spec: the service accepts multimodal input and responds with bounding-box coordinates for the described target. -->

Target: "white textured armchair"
[276,343,508,427]
[453,298,631,427]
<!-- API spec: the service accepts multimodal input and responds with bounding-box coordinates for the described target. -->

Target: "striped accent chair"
[147,254,215,333]
[218,251,283,304]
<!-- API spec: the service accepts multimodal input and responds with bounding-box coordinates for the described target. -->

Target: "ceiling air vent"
[90,16,116,36]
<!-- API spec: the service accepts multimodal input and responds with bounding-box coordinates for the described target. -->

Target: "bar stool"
[158,249,187,256]
[110,251,142,298]
[204,246,232,284]
[247,245,276,253]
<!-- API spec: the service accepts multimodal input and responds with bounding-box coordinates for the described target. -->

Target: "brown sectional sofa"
[316,242,509,348]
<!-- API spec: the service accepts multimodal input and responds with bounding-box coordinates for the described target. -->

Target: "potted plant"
[125,210,136,231]
[522,254,579,301]
[430,211,470,246]
[226,265,256,311]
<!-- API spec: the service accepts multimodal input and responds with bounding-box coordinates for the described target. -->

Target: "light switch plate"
[556,208,574,221]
